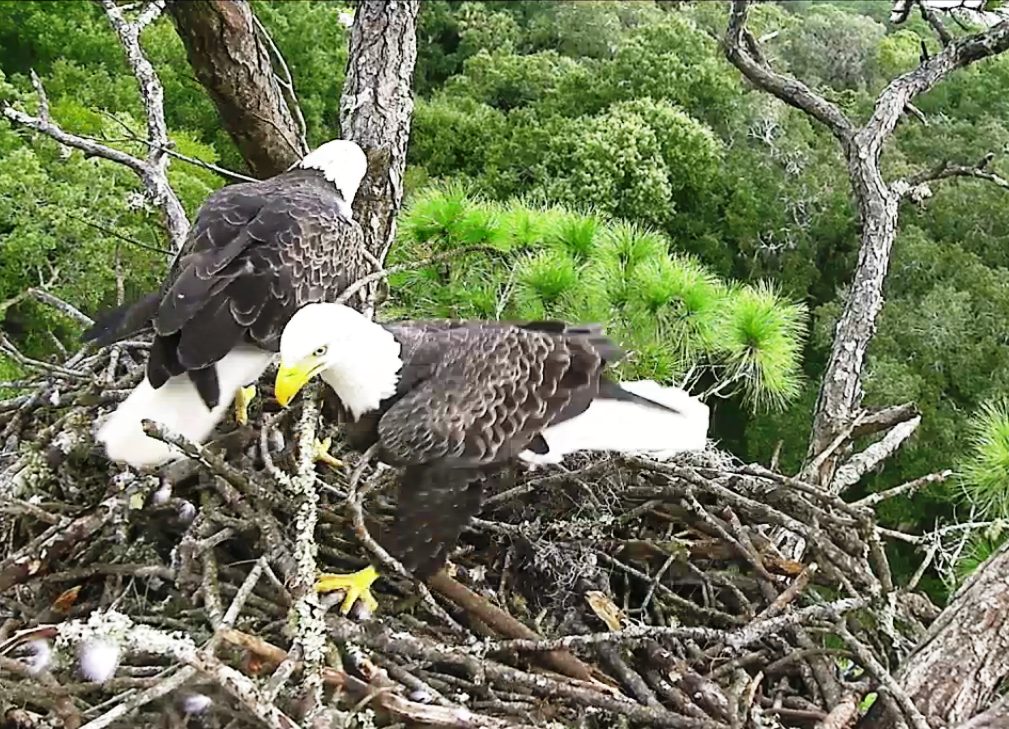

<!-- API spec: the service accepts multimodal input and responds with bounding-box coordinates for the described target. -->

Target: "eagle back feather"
[376,321,622,468]
[85,169,369,408]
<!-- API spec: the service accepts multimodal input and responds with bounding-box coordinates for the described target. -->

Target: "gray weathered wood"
[340,0,421,266]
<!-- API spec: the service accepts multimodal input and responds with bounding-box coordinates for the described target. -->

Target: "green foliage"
[958,399,1009,520]
[390,186,808,413]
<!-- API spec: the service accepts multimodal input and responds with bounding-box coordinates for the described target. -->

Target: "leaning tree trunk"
[725,3,1009,726]
[860,542,1009,728]
[340,0,421,266]
[166,0,305,178]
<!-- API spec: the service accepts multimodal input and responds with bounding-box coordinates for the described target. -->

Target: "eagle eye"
[313,345,328,358]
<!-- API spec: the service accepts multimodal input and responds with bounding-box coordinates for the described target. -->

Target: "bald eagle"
[273,302,709,614]
[83,140,370,469]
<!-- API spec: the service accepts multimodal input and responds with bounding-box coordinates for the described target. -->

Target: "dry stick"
[28,288,93,326]
[78,667,198,729]
[0,491,132,593]
[757,563,818,621]
[851,470,953,510]
[99,0,188,257]
[326,620,729,729]
[483,460,615,507]
[427,570,615,690]
[139,420,293,574]
[834,619,931,729]
[286,382,327,721]
[222,629,517,729]
[594,550,744,628]
[818,692,861,729]
[725,597,871,652]
[469,624,729,655]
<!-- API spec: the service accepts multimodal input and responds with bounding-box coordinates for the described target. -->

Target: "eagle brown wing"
[376,324,621,468]
[85,170,368,406]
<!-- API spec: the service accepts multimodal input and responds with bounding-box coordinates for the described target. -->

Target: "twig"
[222,629,518,728]
[902,159,1009,194]
[286,382,327,722]
[725,597,871,651]
[472,624,727,655]
[3,3,189,260]
[78,666,198,729]
[834,620,931,729]
[335,245,501,305]
[919,1,954,46]
[853,470,952,510]
[344,446,466,634]
[100,0,188,258]
[251,13,308,155]
[428,570,611,689]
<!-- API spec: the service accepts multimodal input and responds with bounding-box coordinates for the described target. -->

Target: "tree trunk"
[340,0,421,266]
[807,146,901,489]
[725,4,1009,726]
[859,542,1009,728]
[166,0,304,178]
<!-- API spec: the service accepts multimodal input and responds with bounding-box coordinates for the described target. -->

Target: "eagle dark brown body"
[84,168,369,409]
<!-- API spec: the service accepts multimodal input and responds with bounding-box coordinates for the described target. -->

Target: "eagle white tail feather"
[96,347,274,469]
[517,380,709,467]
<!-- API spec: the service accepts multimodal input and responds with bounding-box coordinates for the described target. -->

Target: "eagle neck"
[319,326,403,421]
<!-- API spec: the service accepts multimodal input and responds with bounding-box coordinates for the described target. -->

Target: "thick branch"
[166,0,305,177]
[723,2,853,142]
[100,0,189,256]
[340,0,421,267]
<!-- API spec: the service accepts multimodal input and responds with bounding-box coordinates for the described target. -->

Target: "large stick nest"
[0,337,941,729]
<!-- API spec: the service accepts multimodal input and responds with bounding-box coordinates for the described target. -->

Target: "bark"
[724,4,1009,727]
[859,542,1009,729]
[340,0,421,265]
[165,0,305,178]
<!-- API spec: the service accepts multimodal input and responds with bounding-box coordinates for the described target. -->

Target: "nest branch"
[0,314,977,729]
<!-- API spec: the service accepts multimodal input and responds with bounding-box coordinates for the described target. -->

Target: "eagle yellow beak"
[274,359,318,407]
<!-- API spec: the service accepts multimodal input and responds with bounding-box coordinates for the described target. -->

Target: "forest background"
[1,0,1008,602]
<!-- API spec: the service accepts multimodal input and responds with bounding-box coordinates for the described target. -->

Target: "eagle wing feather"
[377,325,615,468]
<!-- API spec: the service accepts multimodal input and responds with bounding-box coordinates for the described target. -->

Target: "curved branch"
[723,1,853,142]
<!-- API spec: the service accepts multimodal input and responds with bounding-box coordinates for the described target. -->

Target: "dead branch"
[725,1,1009,493]
[2,4,189,260]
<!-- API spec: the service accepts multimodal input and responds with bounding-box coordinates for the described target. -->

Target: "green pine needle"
[958,398,1009,520]
[596,221,667,274]
[546,211,601,263]
[398,181,472,247]
[714,281,808,412]
[390,185,808,413]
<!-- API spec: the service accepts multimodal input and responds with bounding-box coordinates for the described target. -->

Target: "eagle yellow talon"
[316,565,379,614]
[234,385,257,426]
[313,436,345,468]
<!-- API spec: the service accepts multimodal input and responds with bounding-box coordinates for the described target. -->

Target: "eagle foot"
[234,385,257,426]
[313,436,345,468]
[317,565,379,614]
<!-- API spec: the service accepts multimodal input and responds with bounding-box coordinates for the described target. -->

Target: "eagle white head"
[297,139,368,213]
[275,303,403,419]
